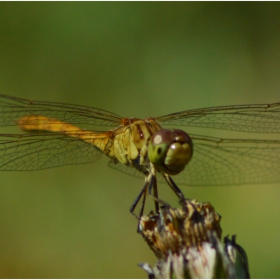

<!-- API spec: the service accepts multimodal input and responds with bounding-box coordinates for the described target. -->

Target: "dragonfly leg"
[139,184,148,219]
[129,180,149,219]
[130,173,170,219]
[163,174,185,200]
[130,166,180,219]
[148,174,170,208]
[152,176,159,214]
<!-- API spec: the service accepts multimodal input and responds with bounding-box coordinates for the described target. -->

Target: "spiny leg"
[130,168,183,219]
[148,174,170,208]
[139,184,148,219]
[152,176,159,214]
[163,174,185,200]
[130,173,167,219]
[129,180,149,219]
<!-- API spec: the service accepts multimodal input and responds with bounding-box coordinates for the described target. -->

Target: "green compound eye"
[148,129,193,175]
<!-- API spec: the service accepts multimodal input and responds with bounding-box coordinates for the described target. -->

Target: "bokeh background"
[0,2,279,278]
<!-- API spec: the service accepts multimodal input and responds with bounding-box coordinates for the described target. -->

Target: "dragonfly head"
[148,129,193,175]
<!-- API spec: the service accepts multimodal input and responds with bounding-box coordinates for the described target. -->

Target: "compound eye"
[173,129,193,145]
[151,129,175,147]
[148,129,193,175]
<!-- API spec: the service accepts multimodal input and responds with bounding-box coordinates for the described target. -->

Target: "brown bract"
[139,199,222,259]
[138,199,247,278]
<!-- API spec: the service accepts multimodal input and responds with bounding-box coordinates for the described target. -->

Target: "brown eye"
[173,129,193,146]
[148,129,193,175]
[150,129,175,146]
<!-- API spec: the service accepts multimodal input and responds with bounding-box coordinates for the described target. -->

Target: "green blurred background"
[0,2,279,278]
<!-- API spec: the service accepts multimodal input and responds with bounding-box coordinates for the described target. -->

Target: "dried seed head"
[138,199,249,279]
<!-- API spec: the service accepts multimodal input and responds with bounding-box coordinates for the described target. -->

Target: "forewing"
[0,133,104,171]
[171,135,280,186]
[108,161,145,179]
[156,103,280,133]
[0,94,122,127]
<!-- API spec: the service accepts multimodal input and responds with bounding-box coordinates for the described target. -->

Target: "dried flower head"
[138,199,249,279]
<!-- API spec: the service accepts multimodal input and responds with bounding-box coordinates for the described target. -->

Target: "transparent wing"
[156,103,280,133]
[0,95,279,185]
[108,160,146,178]
[0,133,105,171]
[109,135,280,186]
[172,135,280,186]
[0,94,122,127]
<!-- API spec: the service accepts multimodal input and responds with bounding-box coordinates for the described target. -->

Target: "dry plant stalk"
[138,199,250,279]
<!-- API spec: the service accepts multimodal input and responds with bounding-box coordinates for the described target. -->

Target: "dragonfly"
[0,94,279,218]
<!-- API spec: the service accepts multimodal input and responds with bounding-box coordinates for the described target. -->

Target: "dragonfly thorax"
[112,118,162,174]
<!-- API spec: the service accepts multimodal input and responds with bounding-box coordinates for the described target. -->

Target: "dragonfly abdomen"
[17,115,115,161]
